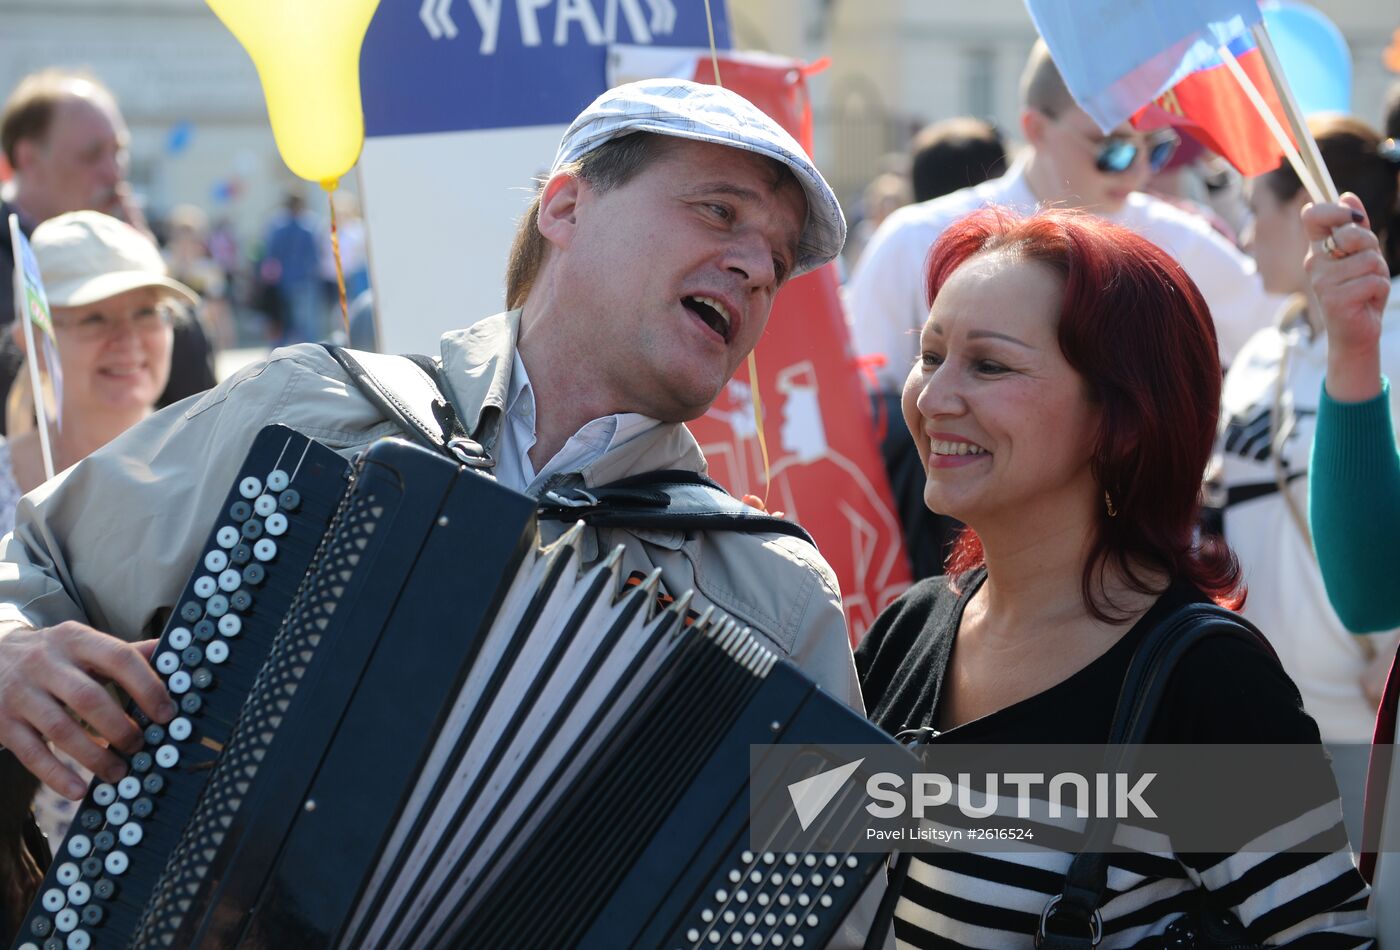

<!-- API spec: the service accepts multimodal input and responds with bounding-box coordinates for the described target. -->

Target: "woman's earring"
[1104,490,1118,518]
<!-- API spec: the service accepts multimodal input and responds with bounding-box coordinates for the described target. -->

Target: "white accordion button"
[68,930,91,950]
[66,835,91,858]
[42,888,65,912]
[119,822,143,847]
[206,641,229,664]
[55,908,78,933]
[267,469,290,491]
[169,717,192,741]
[168,627,192,650]
[239,476,261,499]
[155,652,179,675]
[168,672,191,695]
[216,526,239,549]
[254,494,277,517]
[104,851,128,875]
[155,745,179,768]
[265,512,288,536]
[66,882,90,906]
[193,576,217,598]
[218,569,242,592]
[92,784,116,807]
[55,863,79,886]
[253,539,277,562]
[218,614,242,637]
[204,549,228,573]
[118,777,141,800]
[104,802,128,826]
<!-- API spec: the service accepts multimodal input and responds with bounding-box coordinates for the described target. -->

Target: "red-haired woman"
[855,208,1373,947]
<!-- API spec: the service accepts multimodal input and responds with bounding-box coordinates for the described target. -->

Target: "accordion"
[15,425,899,950]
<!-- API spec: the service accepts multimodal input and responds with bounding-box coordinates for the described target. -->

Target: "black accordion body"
[14,426,897,950]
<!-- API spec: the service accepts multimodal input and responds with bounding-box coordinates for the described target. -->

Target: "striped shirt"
[856,571,1375,947]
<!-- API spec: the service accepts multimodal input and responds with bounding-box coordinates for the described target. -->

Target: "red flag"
[1133,36,1293,177]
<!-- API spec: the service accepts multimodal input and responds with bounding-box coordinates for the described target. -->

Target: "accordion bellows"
[16,426,895,950]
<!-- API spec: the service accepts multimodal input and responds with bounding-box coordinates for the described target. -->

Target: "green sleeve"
[1309,377,1400,632]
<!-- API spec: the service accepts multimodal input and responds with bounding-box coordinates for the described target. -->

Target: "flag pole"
[1215,43,1323,203]
[1250,21,1339,203]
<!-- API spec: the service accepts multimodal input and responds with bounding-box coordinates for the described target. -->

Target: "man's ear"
[536,173,585,250]
[11,137,40,175]
[1021,108,1048,149]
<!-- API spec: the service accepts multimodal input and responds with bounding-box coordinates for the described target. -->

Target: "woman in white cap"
[0,210,195,855]
[0,210,195,532]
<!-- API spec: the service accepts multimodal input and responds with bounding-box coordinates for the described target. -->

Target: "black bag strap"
[326,346,817,545]
[1034,603,1276,949]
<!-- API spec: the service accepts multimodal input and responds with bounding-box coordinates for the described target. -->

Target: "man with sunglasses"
[849,39,1274,400]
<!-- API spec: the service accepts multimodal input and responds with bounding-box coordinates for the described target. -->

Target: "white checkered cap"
[551,78,845,277]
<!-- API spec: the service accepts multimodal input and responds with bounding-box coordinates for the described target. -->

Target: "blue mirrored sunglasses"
[1095,129,1180,174]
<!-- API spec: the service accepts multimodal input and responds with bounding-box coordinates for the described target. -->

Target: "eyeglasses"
[1047,112,1180,174]
[52,306,173,343]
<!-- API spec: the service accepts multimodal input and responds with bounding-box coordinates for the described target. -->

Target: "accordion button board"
[13,426,349,950]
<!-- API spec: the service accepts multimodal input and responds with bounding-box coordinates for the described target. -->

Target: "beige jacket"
[0,311,862,710]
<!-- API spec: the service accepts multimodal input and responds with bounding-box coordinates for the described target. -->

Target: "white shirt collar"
[492,350,660,494]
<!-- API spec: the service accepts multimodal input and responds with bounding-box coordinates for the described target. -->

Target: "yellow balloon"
[207,0,381,189]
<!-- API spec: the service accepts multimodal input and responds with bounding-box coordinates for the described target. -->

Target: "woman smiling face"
[901,250,1101,532]
[49,285,174,415]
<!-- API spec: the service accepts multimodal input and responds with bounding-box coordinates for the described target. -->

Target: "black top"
[856,567,1320,747]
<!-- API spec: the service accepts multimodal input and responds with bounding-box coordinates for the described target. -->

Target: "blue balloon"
[1260,1,1351,117]
[166,120,195,156]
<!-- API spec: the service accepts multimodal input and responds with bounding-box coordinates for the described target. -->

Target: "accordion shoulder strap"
[323,344,494,468]
[325,346,816,545]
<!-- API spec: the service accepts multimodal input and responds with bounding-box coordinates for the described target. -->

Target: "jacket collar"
[437,310,709,487]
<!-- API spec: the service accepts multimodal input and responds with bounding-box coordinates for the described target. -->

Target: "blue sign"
[361,0,731,137]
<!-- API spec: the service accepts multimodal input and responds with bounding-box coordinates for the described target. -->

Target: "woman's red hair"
[927,208,1244,619]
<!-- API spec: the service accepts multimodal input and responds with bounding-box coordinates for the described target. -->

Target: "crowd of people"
[0,27,1397,950]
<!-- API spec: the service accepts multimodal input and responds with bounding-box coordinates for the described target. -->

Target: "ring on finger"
[1323,234,1345,259]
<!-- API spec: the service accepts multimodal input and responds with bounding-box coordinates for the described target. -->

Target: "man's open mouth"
[682,295,732,343]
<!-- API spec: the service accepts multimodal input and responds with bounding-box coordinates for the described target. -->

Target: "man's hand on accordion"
[0,621,174,800]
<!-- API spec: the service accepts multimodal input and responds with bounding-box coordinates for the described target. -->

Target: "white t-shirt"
[1213,278,1400,741]
[845,159,1277,391]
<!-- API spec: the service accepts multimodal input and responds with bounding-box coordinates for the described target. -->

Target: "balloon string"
[704,0,771,507]
[327,186,350,339]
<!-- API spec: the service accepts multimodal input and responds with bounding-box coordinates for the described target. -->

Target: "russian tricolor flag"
[1025,0,1293,176]
[1134,34,1293,176]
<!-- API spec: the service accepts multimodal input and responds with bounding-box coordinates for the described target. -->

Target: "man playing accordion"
[0,80,864,939]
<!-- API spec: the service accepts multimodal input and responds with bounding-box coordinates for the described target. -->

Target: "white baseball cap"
[30,211,199,309]
[552,78,846,277]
